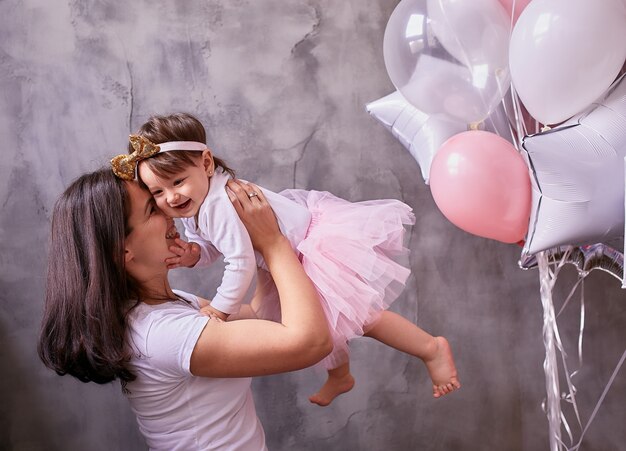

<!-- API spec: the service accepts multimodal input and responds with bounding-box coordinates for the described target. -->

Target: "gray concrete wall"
[1,1,624,450]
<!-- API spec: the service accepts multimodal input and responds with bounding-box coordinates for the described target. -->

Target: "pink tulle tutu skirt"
[257,189,415,369]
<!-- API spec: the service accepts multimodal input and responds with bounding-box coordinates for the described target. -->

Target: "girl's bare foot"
[424,336,460,398]
[309,372,355,406]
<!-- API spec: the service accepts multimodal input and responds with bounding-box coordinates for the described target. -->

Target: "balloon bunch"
[368,0,626,283]
[369,2,626,449]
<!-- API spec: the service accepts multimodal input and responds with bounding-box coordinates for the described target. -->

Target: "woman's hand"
[199,303,229,321]
[226,179,284,253]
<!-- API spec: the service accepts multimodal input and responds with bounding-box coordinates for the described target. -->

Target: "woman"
[38,168,332,450]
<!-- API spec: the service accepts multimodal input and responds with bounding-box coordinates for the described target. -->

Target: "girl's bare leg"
[309,361,355,407]
[364,311,460,398]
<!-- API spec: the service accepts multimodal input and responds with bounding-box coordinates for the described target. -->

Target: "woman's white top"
[124,290,267,451]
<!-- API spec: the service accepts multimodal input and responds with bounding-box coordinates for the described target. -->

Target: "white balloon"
[521,75,626,255]
[427,0,510,68]
[400,54,506,125]
[509,0,626,125]
[383,0,511,124]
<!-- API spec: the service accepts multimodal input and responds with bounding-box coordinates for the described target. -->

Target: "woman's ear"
[202,149,215,176]
[124,248,134,264]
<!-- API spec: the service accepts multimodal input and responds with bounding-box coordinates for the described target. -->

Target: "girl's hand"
[226,179,283,253]
[199,303,229,321]
[166,238,201,269]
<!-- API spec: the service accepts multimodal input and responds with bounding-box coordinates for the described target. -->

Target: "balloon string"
[508,0,516,31]
[537,251,563,451]
[559,282,585,445]
[539,251,585,450]
[435,0,507,124]
[553,317,583,441]
[550,294,583,446]
[576,280,585,377]
[559,411,574,450]
[539,250,622,450]
[551,254,584,446]
[556,276,583,317]
[510,83,529,138]
[498,90,522,150]
[566,349,626,451]
[434,0,472,72]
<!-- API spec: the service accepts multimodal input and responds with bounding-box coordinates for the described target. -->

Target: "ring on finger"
[248,191,259,199]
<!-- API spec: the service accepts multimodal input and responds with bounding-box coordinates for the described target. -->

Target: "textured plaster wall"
[1,1,624,450]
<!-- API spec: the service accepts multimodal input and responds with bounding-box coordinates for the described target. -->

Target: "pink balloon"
[429,130,531,243]
[498,0,532,25]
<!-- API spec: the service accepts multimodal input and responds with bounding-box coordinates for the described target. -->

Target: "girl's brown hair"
[130,112,235,180]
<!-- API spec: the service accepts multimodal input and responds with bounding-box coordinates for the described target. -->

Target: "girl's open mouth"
[174,199,191,211]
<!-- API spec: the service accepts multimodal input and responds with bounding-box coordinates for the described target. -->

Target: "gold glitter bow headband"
[110,135,160,181]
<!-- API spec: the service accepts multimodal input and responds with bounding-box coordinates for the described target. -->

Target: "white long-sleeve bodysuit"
[181,169,311,315]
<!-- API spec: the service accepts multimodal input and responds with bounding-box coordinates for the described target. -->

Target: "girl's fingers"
[168,245,186,256]
[174,238,189,249]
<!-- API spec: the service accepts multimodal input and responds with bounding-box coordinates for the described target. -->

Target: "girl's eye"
[173,178,185,186]
[152,190,162,197]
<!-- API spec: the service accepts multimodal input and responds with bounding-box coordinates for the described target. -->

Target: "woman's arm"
[189,180,332,378]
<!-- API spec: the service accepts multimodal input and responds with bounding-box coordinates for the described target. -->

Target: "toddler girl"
[115,112,460,406]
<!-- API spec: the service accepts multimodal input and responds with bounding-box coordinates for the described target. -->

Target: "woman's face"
[124,181,179,273]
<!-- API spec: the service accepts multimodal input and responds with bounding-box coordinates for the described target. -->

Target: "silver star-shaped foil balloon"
[519,243,624,286]
[366,90,512,184]
[521,75,626,268]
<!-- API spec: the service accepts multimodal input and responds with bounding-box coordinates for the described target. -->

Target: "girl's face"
[138,150,213,219]
[124,181,179,271]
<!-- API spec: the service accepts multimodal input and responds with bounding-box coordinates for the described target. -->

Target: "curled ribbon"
[537,249,626,451]
[110,135,160,181]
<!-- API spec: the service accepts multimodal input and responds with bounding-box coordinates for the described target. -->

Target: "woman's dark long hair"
[38,169,139,383]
